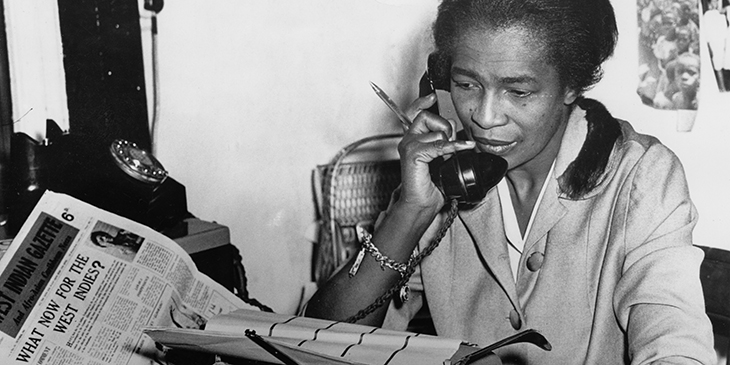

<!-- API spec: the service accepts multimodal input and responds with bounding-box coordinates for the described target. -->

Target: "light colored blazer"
[382,107,715,365]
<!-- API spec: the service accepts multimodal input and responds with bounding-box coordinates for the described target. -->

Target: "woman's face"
[96,234,111,247]
[450,26,576,173]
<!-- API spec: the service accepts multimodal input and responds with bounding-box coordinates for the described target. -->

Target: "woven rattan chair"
[312,134,402,286]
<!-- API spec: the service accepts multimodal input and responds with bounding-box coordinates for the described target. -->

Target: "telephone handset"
[421,53,507,205]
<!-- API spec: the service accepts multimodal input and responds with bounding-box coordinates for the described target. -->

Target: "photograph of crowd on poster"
[637,0,702,109]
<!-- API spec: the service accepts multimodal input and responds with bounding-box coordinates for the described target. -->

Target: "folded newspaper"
[0,191,257,364]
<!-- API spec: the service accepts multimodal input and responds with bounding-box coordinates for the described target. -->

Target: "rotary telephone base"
[6,120,190,238]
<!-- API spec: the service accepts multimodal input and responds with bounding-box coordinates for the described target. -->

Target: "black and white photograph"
[637,0,702,109]
[0,0,729,364]
[89,222,145,260]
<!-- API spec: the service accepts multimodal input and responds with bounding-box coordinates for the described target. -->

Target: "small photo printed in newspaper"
[87,221,145,262]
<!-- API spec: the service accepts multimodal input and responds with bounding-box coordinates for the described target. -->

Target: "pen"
[369,81,412,131]
[244,329,301,365]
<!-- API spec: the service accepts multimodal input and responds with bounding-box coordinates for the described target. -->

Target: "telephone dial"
[422,53,508,205]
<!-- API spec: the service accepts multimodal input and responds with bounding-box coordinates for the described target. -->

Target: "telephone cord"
[344,198,459,323]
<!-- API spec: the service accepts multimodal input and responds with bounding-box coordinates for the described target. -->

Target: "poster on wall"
[637,0,702,112]
[703,0,730,92]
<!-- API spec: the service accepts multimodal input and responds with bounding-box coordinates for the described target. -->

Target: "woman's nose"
[471,93,508,129]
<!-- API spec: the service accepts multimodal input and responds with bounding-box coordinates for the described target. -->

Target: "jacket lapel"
[521,107,586,253]
[457,191,520,308]
[523,178,567,253]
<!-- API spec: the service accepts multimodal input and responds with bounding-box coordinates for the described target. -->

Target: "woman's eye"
[452,80,476,90]
[508,89,532,98]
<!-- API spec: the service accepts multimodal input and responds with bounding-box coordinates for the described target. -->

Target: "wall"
[145,0,730,314]
[148,0,439,313]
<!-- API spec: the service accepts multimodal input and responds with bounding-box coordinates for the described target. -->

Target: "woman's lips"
[473,137,516,154]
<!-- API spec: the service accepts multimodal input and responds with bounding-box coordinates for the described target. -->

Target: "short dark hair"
[90,231,112,246]
[432,0,618,94]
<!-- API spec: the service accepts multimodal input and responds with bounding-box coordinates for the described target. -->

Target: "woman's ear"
[563,88,579,106]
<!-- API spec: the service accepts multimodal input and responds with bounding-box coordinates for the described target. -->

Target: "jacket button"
[526,252,544,272]
[509,309,522,330]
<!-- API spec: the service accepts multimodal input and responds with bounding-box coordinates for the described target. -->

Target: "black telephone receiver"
[421,53,508,205]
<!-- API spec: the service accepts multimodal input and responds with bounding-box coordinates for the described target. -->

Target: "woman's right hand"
[398,93,475,212]
[304,93,474,326]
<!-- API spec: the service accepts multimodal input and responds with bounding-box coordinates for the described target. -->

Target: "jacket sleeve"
[613,144,715,365]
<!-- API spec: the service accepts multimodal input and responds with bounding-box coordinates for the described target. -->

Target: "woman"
[306,0,715,363]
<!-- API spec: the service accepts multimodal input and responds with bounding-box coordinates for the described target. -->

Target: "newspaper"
[0,191,255,365]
